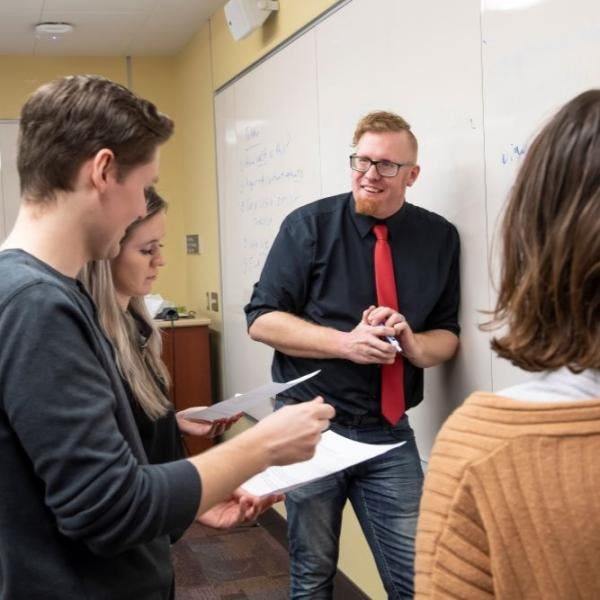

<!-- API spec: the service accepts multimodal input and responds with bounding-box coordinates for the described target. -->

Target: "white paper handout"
[240,431,405,497]
[177,370,320,423]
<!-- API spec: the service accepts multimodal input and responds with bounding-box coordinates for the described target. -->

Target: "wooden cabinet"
[159,319,213,456]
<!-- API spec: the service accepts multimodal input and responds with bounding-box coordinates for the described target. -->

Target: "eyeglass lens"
[350,155,399,177]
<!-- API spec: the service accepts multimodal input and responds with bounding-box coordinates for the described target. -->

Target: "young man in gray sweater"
[0,75,333,599]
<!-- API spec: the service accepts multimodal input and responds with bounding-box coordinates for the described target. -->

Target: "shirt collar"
[348,193,411,239]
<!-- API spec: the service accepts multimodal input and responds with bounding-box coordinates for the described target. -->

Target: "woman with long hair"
[81,187,276,528]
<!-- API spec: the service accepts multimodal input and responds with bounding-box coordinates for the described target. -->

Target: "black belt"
[333,413,384,427]
[278,395,384,427]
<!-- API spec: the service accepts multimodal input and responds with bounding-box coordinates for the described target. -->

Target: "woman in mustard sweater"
[415,90,600,599]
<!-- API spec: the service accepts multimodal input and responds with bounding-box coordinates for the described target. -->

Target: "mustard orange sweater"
[415,392,600,599]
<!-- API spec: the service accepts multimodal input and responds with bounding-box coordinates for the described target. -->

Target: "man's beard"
[355,195,379,216]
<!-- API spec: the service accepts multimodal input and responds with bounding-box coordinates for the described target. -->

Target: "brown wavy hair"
[18,75,174,203]
[485,89,600,372]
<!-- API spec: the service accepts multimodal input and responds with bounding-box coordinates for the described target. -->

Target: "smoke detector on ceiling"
[34,22,75,40]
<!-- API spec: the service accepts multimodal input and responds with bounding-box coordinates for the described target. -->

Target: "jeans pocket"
[388,415,416,443]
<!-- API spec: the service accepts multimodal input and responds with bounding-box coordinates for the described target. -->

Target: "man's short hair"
[18,75,174,202]
[352,110,418,155]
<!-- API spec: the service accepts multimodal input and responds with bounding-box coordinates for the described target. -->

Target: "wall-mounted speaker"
[224,0,279,41]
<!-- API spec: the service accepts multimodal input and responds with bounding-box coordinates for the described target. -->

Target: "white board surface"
[215,0,600,459]
[481,0,600,391]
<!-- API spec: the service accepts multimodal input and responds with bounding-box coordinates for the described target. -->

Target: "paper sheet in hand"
[177,370,320,423]
[240,431,405,497]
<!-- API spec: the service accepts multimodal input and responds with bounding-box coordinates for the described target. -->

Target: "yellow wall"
[0,57,126,118]
[129,57,188,307]
[172,24,222,325]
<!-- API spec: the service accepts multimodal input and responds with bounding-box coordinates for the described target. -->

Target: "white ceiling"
[0,0,228,56]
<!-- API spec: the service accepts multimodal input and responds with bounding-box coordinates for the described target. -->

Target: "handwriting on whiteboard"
[237,124,305,277]
[242,131,291,169]
[501,143,527,165]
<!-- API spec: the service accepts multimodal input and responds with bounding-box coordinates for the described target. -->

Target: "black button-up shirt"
[245,192,460,416]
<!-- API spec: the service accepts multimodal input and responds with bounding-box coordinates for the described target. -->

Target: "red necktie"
[372,224,405,424]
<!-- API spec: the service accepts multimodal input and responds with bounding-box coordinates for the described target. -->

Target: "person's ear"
[90,149,116,192]
[407,164,420,186]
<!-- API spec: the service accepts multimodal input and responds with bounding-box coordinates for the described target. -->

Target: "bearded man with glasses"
[245,110,461,599]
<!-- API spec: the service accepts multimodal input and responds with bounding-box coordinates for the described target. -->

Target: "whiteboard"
[481,0,600,390]
[215,31,322,402]
[215,0,600,459]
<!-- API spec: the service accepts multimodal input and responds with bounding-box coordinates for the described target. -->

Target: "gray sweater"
[0,250,201,599]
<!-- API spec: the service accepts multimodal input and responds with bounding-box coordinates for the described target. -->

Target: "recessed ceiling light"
[34,22,75,38]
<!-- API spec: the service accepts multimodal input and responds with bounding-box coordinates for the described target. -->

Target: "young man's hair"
[80,187,172,420]
[352,110,418,155]
[485,89,600,372]
[18,75,174,202]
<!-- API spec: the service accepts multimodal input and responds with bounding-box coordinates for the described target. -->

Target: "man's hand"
[188,397,334,518]
[176,410,243,439]
[338,306,398,365]
[366,304,420,358]
[197,488,284,529]
[252,397,335,466]
[366,305,458,367]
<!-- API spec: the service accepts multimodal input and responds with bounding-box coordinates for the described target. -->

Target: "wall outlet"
[210,291,219,312]
[205,291,210,310]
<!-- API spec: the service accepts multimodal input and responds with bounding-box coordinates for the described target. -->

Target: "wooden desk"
[157,318,212,456]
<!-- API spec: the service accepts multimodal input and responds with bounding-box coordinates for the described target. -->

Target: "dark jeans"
[283,413,424,600]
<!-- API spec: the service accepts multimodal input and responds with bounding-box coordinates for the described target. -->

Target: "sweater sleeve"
[428,475,494,599]
[0,282,201,556]
[414,403,490,599]
[415,415,461,598]
[415,450,493,599]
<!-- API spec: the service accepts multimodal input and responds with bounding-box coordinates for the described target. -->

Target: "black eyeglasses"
[349,154,414,178]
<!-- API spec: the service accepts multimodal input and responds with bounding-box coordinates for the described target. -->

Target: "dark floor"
[172,509,371,600]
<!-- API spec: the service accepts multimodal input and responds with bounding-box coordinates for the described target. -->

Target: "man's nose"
[364,162,381,179]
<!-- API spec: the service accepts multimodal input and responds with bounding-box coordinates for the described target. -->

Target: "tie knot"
[372,223,388,241]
